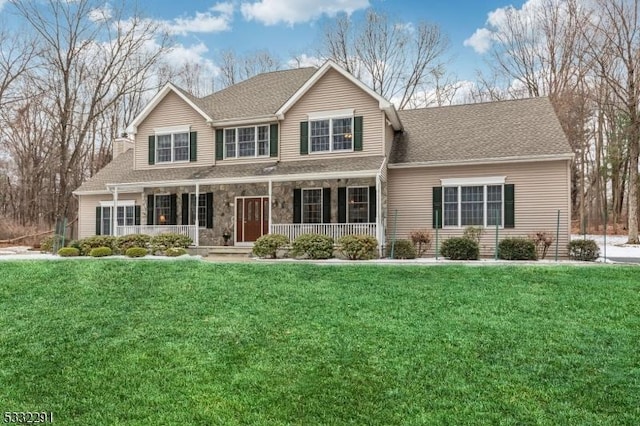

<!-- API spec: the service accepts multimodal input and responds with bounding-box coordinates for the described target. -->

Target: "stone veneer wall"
[142,178,376,246]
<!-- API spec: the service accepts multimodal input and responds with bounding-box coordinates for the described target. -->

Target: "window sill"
[309,149,354,155]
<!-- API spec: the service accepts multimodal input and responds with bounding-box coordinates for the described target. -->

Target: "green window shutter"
[190,132,197,162]
[504,184,515,228]
[95,206,102,235]
[148,135,155,165]
[270,124,278,157]
[322,188,331,223]
[215,129,224,160]
[337,187,347,223]
[293,189,302,223]
[354,116,363,151]
[169,194,177,225]
[432,187,442,229]
[181,194,190,225]
[134,206,141,226]
[147,195,154,225]
[369,186,376,223]
[300,121,309,155]
[206,193,214,229]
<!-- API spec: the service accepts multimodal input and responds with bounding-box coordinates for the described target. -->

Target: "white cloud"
[463,28,495,54]
[164,2,234,35]
[240,0,369,26]
[0,0,7,12]
[464,0,554,54]
[88,4,113,22]
[287,54,323,68]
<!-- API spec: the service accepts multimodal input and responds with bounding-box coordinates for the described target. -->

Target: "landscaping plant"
[252,234,290,259]
[337,234,378,260]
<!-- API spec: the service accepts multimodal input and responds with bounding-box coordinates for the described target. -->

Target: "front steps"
[203,246,253,257]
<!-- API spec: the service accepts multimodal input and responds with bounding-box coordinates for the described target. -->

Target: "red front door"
[236,197,269,243]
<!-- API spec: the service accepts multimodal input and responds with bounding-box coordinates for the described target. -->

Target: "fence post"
[390,209,397,259]
[603,203,608,262]
[555,209,560,262]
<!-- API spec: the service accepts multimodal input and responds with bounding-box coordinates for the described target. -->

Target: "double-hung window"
[441,178,505,227]
[347,187,369,223]
[224,125,270,158]
[155,127,190,163]
[155,194,171,225]
[308,109,354,153]
[189,194,207,228]
[302,189,323,223]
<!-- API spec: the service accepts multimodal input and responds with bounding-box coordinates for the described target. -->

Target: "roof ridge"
[399,96,549,114]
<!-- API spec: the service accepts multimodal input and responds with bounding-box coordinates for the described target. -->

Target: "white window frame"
[346,186,370,223]
[440,177,506,229]
[302,188,323,224]
[154,125,191,164]
[188,193,207,228]
[98,200,136,235]
[223,125,270,159]
[308,109,354,154]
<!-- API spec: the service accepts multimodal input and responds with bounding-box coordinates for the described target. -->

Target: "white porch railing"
[116,225,198,243]
[270,223,377,242]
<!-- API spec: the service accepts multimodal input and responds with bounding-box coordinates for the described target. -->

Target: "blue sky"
[145,0,529,81]
[0,0,529,82]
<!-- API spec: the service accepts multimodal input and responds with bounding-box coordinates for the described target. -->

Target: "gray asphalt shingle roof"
[75,150,384,192]
[390,97,573,164]
[200,67,317,121]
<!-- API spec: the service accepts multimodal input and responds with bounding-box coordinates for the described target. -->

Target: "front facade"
[74,60,574,256]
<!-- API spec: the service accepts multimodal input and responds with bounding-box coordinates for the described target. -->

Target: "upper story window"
[153,126,193,164]
[224,125,270,159]
[310,116,353,153]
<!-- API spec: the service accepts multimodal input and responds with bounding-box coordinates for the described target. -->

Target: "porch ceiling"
[77,149,384,192]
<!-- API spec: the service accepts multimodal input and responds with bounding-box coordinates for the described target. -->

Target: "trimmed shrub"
[150,233,192,254]
[463,226,483,245]
[498,238,537,260]
[57,247,80,257]
[39,235,62,253]
[117,234,151,253]
[291,234,334,259]
[165,247,187,257]
[253,234,289,259]
[89,246,112,257]
[125,247,148,258]
[80,236,118,255]
[67,240,84,255]
[410,230,432,257]
[441,237,479,260]
[568,239,600,261]
[391,239,416,259]
[338,234,378,260]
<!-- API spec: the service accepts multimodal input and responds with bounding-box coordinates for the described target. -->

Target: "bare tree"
[0,22,38,108]
[217,49,281,89]
[320,11,450,109]
[9,0,170,221]
[583,0,640,242]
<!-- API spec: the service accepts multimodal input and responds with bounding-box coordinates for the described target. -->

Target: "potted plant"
[222,229,231,246]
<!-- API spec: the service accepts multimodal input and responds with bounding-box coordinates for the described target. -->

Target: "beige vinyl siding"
[387,160,571,257]
[281,68,384,161]
[135,92,214,170]
[78,194,143,239]
[385,120,395,158]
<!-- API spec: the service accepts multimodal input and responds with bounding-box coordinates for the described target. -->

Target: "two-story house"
[74,60,574,256]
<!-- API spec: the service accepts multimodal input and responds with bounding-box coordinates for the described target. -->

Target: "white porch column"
[113,186,118,236]
[268,179,273,234]
[194,182,200,247]
[376,174,383,257]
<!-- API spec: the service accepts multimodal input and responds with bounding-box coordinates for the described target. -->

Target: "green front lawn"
[0,261,638,425]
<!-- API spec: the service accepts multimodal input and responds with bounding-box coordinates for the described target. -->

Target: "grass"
[0,261,639,425]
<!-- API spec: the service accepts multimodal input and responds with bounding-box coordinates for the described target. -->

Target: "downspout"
[113,186,118,237]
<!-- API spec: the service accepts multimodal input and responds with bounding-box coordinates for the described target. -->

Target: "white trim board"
[440,176,506,186]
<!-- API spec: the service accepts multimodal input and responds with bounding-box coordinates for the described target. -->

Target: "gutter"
[388,153,575,169]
